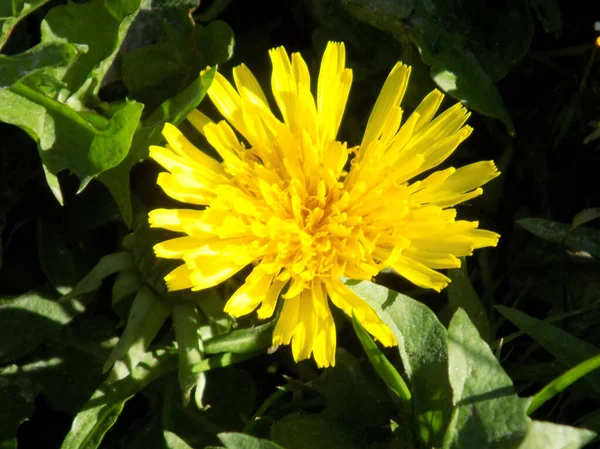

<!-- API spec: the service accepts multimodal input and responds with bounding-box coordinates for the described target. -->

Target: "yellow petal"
[157,172,216,205]
[257,279,286,319]
[269,46,297,129]
[188,262,247,291]
[162,123,225,173]
[391,256,451,292]
[233,63,269,107]
[186,109,213,135]
[154,236,207,259]
[409,89,444,133]
[291,289,316,362]
[401,247,461,269]
[317,42,352,143]
[207,71,249,138]
[273,293,301,346]
[164,264,195,291]
[148,208,205,233]
[224,268,276,317]
[203,121,246,170]
[361,62,411,149]
[326,279,396,347]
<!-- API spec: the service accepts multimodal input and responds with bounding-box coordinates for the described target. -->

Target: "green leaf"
[496,305,600,394]
[0,370,35,443]
[530,0,562,35]
[41,0,142,104]
[122,18,233,113]
[191,351,263,373]
[571,208,600,231]
[104,286,170,374]
[528,353,600,414]
[518,421,595,449]
[0,84,143,190]
[218,433,287,449]
[62,252,134,301]
[351,314,411,411]
[98,67,216,225]
[516,218,600,257]
[0,41,80,88]
[344,280,452,447]
[173,302,205,406]
[164,430,194,449]
[202,321,274,355]
[341,0,532,135]
[447,261,493,343]
[443,309,529,448]
[60,348,178,449]
[0,0,52,51]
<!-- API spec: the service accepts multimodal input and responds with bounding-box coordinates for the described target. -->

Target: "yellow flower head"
[149,42,500,367]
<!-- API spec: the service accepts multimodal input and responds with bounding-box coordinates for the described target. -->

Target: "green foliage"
[496,306,600,393]
[444,309,529,448]
[346,279,452,447]
[1,0,599,448]
[517,218,600,257]
[339,0,531,135]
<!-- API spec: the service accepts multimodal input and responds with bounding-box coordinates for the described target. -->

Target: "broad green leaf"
[496,305,600,393]
[517,218,600,257]
[104,287,170,374]
[0,0,52,50]
[0,370,35,443]
[98,67,216,225]
[530,0,562,35]
[447,262,493,343]
[60,348,177,449]
[122,18,233,113]
[528,353,600,414]
[351,314,411,411]
[518,421,595,449]
[345,280,452,447]
[341,0,531,135]
[0,84,143,190]
[41,0,142,104]
[0,41,80,88]
[202,321,274,355]
[218,433,287,449]
[164,430,194,449]
[443,309,529,448]
[173,302,205,406]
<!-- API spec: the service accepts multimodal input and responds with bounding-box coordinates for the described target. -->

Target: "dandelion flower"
[148,42,500,367]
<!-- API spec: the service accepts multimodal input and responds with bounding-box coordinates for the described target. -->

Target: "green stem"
[528,353,600,415]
